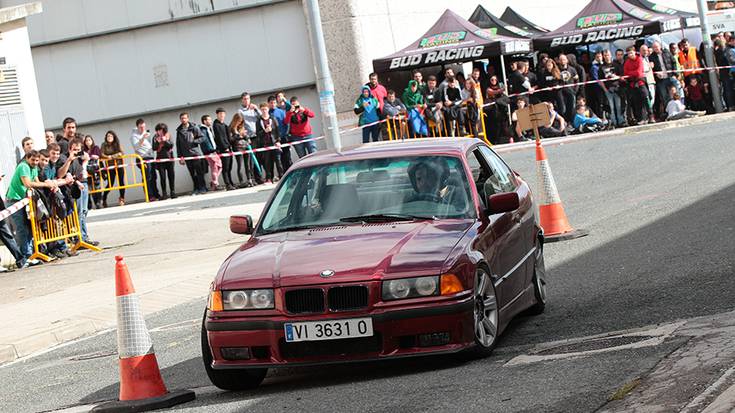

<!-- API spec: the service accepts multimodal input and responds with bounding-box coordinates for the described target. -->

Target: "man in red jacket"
[623,46,650,125]
[284,96,317,158]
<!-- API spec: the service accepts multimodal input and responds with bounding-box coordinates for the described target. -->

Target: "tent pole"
[500,54,512,125]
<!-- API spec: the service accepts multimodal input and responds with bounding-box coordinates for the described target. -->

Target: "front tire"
[468,267,499,357]
[201,313,267,391]
[527,246,547,315]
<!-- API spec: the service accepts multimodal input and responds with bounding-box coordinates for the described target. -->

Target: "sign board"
[516,103,551,133]
[707,9,735,32]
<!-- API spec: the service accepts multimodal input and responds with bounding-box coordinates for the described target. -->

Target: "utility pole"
[303,0,341,150]
[697,0,724,113]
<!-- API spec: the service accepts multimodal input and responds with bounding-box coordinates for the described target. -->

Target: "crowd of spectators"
[0,91,316,272]
[360,34,735,143]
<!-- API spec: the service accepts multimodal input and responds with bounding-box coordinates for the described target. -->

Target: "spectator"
[624,46,650,125]
[175,112,208,195]
[557,54,580,122]
[383,89,407,118]
[237,92,262,183]
[714,37,734,110]
[56,117,81,155]
[100,131,126,207]
[423,75,445,135]
[511,97,532,141]
[508,61,532,101]
[484,75,509,143]
[567,54,587,99]
[213,108,236,190]
[640,45,657,123]
[685,76,707,112]
[402,80,427,137]
[539,58,565,117]
[439,67,456,89]
[521,61,539,103]
[6,151,66,268]
[354,86,381,144]
[57,138,98,246]
[412,70,427,94]
[589,51,606,118]
[600,49,625,127]
[256,102,284,183]
[366,73,388,113]
[268,96,292,171]
[44,131,55,148]
[229,112,255,188]
[726,36,735,110]
[572,104,607,133]
[614,48,629,121]
[285,96,316,157]
[443,76,464,136]
[461,79,480,137]
[575,96,598,118]
[677,38,702,81]
[0,175,25,271]
[666,88,705,120]
[650,41,679,119]
[152,123,177,199]
[199,115,223,192]
[131,119,160,201]
[276,91,292,112]
[539,102,567,138]
[21,136,34,155]
[36,149,77,259]
[82,135,102,209]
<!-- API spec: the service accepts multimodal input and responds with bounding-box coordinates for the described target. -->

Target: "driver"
[406,159,451,203]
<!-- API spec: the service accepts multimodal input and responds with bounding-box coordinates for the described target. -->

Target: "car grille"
[328,286,369,311]
[285,289,324,314]
[279,334,382,359]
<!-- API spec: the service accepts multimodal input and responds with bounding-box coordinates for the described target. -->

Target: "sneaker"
[695,111,706,116]
[20,262,29,269]
[84,239,100,247]
[27,259,41,267]
[65,249,79,257]
[52,250,66,260]
[226,185,237,191]
[170,193,178,199]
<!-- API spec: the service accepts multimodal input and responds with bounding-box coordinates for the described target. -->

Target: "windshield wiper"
[339,213,436,223]
[260,222,346,235]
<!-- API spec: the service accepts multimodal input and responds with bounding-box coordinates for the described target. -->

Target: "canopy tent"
[468,5,537,38]
[372,9,532,73]
[500,6,550,35]
[533,0,683,50]
[626,0,700,27]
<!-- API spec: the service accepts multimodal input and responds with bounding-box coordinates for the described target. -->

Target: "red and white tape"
[0,198,29,222]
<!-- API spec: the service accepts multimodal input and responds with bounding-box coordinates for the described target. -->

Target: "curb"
[0,319,102,365]
[493,111,735,154]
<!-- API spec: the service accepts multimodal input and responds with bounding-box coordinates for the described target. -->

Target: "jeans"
[137,158,159,199]
[0,198,23,266]
[9,206,32,264]
[185,159,207,192]
[76,182,90,241]
[605,90,624,126]
[293,135,317,158]
[362,125,381,143]
[722,72,735,109]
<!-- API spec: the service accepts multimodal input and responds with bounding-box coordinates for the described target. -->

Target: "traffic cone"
[92,256,195,412]
[535,140,588,243]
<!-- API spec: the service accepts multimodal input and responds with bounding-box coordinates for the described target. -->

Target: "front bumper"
[205,297,474,369]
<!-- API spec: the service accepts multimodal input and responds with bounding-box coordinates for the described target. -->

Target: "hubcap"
[474,270,498,348]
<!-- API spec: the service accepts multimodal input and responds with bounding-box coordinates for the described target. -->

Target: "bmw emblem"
[320,269,335,278]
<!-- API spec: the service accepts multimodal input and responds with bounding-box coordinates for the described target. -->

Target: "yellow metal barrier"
[27,192,101,262]
[89,154,150,202]
[387,105,489,144]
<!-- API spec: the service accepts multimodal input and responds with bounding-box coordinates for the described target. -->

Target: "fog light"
[220,347,251,360]
[418,332,450,347]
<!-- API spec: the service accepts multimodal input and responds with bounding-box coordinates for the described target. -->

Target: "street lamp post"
[696,0,724,113]
[303,0,342,151]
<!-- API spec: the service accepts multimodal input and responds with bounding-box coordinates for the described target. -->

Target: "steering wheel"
[413,192,442,203]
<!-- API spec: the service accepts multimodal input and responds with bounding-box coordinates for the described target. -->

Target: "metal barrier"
[27,192,101,262]
[88,154,150,202]
[386,103,490,145]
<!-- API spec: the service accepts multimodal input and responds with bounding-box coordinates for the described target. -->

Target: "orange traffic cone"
[535,140,588,243]
[92,256,195,412]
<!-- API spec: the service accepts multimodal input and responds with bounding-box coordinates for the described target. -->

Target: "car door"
[478,145,536,293]
[467,146,517,308]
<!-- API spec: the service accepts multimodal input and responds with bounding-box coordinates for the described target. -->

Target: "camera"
[74,151,83,157]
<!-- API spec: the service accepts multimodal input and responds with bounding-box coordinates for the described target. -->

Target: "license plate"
[284,318,373,342]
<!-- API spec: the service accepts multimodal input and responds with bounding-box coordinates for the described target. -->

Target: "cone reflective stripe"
[92,256,195,412]
[535,141,588,243]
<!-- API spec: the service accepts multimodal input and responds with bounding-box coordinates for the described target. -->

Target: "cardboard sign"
[516,103,551,132]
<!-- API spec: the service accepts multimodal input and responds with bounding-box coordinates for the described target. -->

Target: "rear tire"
[527,246,547,315]
[201,313,267,391]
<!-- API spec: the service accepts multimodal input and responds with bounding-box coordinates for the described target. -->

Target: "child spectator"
[354,86,381,143]
[685,77,707,112]
[511,97,532,141]
[666,90,705,120]
[573,104,607,133]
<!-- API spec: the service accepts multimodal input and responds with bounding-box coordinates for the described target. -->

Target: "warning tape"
[0,198,29,222]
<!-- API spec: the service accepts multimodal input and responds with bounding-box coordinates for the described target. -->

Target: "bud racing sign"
[550,25,644,47]
[389,46,485,69]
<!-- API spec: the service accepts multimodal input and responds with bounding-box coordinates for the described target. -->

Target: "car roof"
[294,138,483,168]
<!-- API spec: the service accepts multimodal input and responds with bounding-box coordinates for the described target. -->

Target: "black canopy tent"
[533,0,683,50]
[500,6,550,35]
[372,9,533,73]
[468,5,537,39]
[626,0,700,27]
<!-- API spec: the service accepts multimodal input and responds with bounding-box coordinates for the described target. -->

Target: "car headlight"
[222,289,274,310]
[382,276,439,301]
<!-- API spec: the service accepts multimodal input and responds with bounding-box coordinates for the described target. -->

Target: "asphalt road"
[2,120,734,413]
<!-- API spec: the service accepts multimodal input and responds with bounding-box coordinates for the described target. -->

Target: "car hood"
[220,220,474,289]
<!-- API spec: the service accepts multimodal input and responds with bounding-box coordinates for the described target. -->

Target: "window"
[478,146,516,193]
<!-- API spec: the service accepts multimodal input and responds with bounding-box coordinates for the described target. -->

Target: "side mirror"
[487,192,520,215]
[230,215,254,235]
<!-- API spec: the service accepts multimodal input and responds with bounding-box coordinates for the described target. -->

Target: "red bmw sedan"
[202,138,547,390]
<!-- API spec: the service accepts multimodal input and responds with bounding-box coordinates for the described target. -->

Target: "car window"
[478,146,516,193]
[258,156,477,234]
[467,149,494,208]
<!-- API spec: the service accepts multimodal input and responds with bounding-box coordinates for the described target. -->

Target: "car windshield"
[258,156,475,234]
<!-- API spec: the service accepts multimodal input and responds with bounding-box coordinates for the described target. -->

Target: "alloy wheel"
[474,269,499,348]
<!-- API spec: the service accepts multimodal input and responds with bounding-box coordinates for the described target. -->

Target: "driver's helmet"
[407,158,450,193]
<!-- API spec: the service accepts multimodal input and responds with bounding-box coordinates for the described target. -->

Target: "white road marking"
[132,206,189,217]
